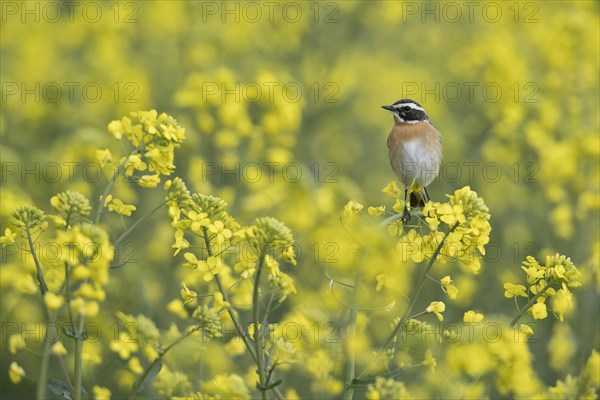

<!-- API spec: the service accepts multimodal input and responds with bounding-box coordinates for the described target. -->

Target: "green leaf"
[132,360,163,393]
[48,379,72,400]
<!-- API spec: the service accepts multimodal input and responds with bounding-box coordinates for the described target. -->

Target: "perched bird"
[382,99,442,222]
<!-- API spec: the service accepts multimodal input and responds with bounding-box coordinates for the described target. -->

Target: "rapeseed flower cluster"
[102,110,186,191]
[505,254,582,324]
[361,185,492,275]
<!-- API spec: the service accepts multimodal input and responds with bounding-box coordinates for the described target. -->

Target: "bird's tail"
[409,188,430,208]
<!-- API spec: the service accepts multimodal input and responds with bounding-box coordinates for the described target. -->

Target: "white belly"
[393,139,441,187]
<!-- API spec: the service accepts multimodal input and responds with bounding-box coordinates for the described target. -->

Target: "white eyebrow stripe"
[394,102,425,112]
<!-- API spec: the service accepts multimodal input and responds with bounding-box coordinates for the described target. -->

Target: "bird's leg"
[423,187,431,203]
[402,188,411,223]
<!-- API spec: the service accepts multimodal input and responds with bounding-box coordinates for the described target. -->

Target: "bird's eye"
[403,106,411,111]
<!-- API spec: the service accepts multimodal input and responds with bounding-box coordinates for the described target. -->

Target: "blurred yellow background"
[1,1,598,398]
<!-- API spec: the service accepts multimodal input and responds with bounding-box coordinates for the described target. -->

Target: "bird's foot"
[401,207,411,224]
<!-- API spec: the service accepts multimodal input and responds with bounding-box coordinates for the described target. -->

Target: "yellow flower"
[70,298,99,317]
[247,323,261,340]
[144,147,161,159]
[44,292,64,311]
[107,198,136,216]
[198,256,224,281]
[0,228,16,245]
[19,275,38,294]
[92,385,112,400]
[225,339,246,356]
[47,214,67,228]
[208,220,232,244]
[167,299,189,319]
[96,149,112,166]
[397,229,425,262]
[123,154,146,175]
[188,211,210,231]
[368,206,386,216]
[529,301,548,320]
[440,276,459,300]
[108,118,129,139]
[102,194,113,208]
[344,200,364,218]
[214,292,231,310]
[172,230,189,256]
[138,174,160,188]
[52,341,67,356]
[552,283,573,322]
[110,332,139,359]
[519,324,534,335]
[381,181,402,197]
[234,260,256,279]
[437,203,466,225]
[503,283,528,298]
[270,271,298,303]
[423,349,436,371]
[583,350,599,386]
[463,310,485,323]
[128,357,144,374]
[8,335,25,354]
[8,361,25,384]
[392,198,404,214]
[200,374,250,400]
[75,283,106,301]
[366,376,410,400]
[425,301,446,321]
[264,254,280,273]
[282,245,297,266]
[521,266,545,285]
[181,283,197,305]
[83,351,103,366]
[71,265,90,281]
[462,258,482,275]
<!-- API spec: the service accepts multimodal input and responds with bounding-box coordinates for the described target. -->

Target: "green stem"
[260,293,275,328]
[93,145,145,225]
[252,251,268,400]
[129,328,198,400]
[26,226,48,295]
[343,270,361,400]
[203,228,258,361]
[202,229,284,400]
[25,226,51,400]
[93,165,121,224]
[73,315,85,400]
[64,263,76,332]
[37,335,52,400]
[114,201,166,246]
[358,222,459,380]
[509,279,554,327]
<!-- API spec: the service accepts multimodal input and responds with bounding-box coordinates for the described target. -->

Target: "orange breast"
[387,121,443,186]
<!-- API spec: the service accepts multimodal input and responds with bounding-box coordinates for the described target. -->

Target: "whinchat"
[382,99,442,222]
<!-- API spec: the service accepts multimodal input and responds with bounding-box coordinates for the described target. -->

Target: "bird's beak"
[381,105,395,112]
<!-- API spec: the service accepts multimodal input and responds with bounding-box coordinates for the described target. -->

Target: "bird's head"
[382,99,429,124]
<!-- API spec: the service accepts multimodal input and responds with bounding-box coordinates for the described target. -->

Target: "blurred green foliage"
[1,1,598,399]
